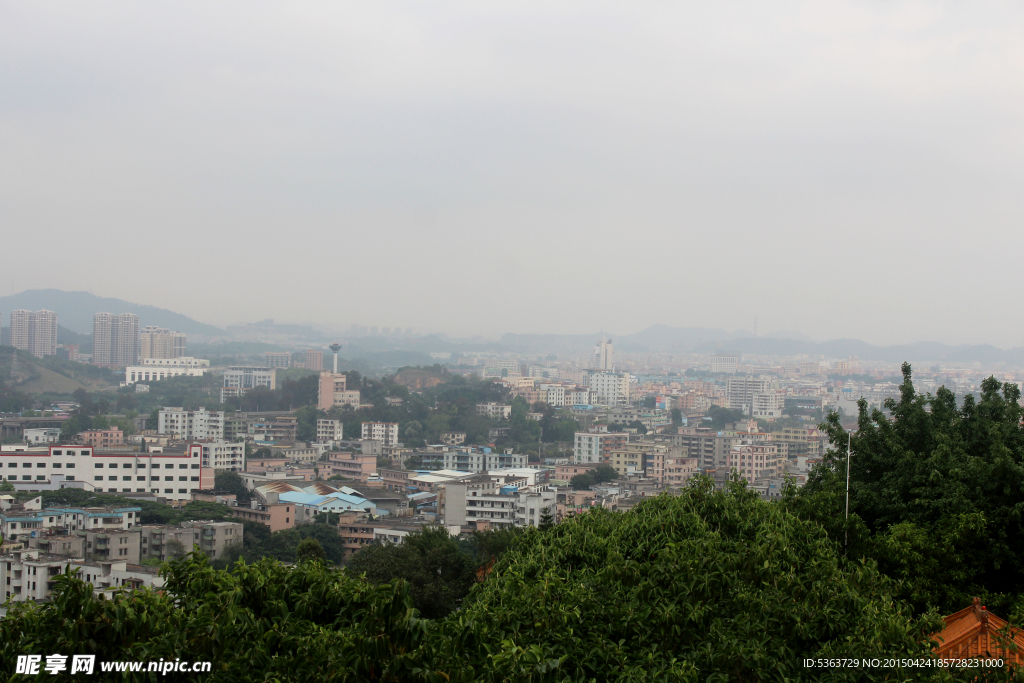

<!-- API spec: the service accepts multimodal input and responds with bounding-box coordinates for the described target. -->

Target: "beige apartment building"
[10,309,58,358]
[726,443,784,482]
[361,422,399,447]
[317,372,359,410]
[774,427,824,457]
[140,326,186,359]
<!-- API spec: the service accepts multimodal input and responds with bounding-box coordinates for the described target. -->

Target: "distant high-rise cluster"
[140,326,186,359]
[93,313,140,366]
[9,309,58,358]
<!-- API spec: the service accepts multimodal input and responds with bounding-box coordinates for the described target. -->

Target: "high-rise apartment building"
[593,338,614,371]
[93,313,140,366]
[585,372,631,406]
[305,350,323,371]
[9,310,58,358]
[140,326,186,359]
[725,376,772,414]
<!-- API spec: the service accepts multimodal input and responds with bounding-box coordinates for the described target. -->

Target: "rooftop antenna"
[329,344,342,374]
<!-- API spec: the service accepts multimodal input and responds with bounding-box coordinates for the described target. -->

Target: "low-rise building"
[325,452,377,482]
[316,419,344,443]
[0,549,164,603]
[440,432,466,447]
[192,440,246,471]
[228,494,295,532]
[476,403,512,420]
[361,422,399,447]
[517,489,557,527]
[77,428,124,448]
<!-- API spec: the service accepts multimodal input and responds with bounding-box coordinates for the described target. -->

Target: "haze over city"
[2,1,1023,346]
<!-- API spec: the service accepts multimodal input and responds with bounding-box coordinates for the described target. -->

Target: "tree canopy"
[0,481,951,682]
[794,363,1024,617]
[345,526,476,619]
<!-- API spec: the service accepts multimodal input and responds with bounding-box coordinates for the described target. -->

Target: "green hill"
[0,347,118,395]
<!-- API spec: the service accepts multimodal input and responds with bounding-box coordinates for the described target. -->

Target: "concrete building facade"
[10,310,58,358]
[139,327,186,359]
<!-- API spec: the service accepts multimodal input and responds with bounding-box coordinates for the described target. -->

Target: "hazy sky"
[2,2,1023,345]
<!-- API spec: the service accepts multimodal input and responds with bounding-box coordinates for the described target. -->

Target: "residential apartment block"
[316,419,344,443]
[317,372,359,410]
[0,549,164,603]
[191,440,245,471]
[585,372,631,406]
[158,407,225,440]
[476,403,512,419]
[361,422,399,446]
[77,428,124,448]
[726,443,785,482]
[305,350,323,371]
[10,309,58,358]
[139,326,186,359]
[93,313,139,366]
[573,428,628,464]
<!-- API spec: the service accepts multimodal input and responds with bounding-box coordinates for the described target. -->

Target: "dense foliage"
[346,526,477,619]
[2,481,967,682]
[797,363,1024,617]
[568,463,618,490]
[215,521,348,567]
[0,555,432,682]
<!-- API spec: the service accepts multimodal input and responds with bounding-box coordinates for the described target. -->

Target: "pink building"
[78,428,124,448]
[325,452,377,482]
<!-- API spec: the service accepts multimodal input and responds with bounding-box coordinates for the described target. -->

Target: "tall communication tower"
[329,344,342,374]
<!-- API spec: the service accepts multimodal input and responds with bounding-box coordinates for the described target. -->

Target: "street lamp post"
[845,430,852,555]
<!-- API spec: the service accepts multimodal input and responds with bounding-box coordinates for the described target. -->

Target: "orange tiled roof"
[933,598,1024,664]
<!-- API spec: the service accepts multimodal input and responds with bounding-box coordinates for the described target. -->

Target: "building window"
[164,489,173,494]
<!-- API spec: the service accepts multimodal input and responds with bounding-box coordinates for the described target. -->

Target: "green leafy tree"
[591,464,618,483]
[569,473,595,490]
[165,538,187,560]
[0,479,14,492]
[670,408,683,425]
[538,507,554,530]
[796,362,1024,616]
[214,470,252,505]
[294,405,325,441]
[296,538,327,564]
[705,404,744,430]
[346,526,475,619]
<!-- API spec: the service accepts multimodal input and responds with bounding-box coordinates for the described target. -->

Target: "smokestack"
[329,344,341,374]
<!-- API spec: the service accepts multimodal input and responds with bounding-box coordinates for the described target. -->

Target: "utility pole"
[845,430,853,555]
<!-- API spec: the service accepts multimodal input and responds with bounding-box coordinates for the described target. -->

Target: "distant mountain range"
[1,291,1020,366]
[503,325,1024,366]
[0,290,224,337]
